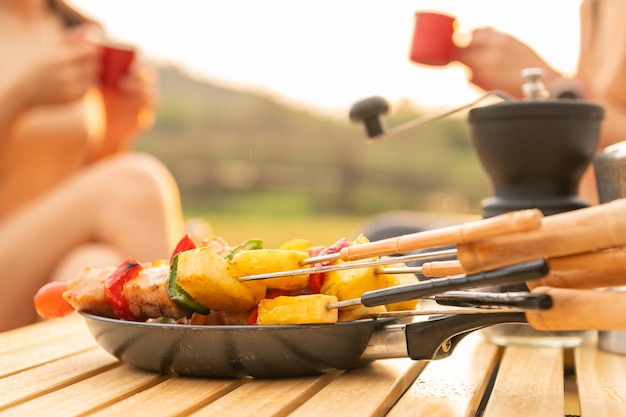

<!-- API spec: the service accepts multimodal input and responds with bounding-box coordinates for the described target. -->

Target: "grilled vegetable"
[307,238,351,293]
[104,257,143,321]
[230,249,311,290]
[168,254,210,315]
[175,247,266,312]
[33,281,74,319]
[376,263,421,311]
[338,304,387,322]
[224,238,263,260]
[169,233,197,264]
[278,238,312,251]
[256,294,339,325]
[320,257,395,303]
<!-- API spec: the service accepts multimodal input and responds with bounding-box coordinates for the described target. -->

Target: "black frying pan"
[82,312,528,378]
[81,260,547,378]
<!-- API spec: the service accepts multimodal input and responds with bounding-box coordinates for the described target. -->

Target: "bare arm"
[452,27,562,99]
[0,80,29,148]
[0,26,99,149]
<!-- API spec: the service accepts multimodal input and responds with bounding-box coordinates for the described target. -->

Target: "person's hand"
[453,27,561,98]
[97,61,158,153]
[101,61,158,131]
[16,25,100,109]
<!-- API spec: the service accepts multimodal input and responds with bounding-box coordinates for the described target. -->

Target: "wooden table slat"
[482,344,564,417]
[0,365,166,417]
[0,348,119,411]
[386,332,500,417]
[189,371,341,417]
[576,342,626,417]
[88,376,247,417]
[0,328,98,378]
[0,314,85,355]
[287,359,426,417]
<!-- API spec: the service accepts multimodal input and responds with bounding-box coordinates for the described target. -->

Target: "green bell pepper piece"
[168,254,210,315]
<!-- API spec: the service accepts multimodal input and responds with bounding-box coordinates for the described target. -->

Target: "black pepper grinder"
[468,69,604,218]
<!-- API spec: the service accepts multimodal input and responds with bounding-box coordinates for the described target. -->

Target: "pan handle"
[434,291,553,310]
[405,312,527,361]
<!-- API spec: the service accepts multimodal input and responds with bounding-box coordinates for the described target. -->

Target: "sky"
[71,0,582,118]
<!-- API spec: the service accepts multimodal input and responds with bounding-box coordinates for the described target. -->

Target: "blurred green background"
[135,65,492,247]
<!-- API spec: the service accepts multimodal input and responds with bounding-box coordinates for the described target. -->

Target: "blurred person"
[452,0,626,205]
[0,0,187,331]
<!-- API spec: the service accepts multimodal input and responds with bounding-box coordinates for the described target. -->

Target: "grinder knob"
[349,96,390,138]
[521,67,549,100]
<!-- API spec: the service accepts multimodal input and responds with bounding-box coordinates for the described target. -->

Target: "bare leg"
[0,152,186,330]
[49,242,125,282]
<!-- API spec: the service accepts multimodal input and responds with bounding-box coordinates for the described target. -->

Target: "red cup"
[409,11,457,66]
[99,42,136,87]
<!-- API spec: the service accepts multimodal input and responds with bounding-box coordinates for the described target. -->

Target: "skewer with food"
[33,233,423,325]
[33,208,555,326]
[33,200,626,330]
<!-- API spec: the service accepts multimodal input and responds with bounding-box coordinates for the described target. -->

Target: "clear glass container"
[482,324,594,348]
[480,283,593,348]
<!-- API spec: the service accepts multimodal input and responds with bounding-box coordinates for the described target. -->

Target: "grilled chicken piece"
[63,263,190,321]
[202,236,232,257]
[63,266,117,318]
[124,264,189,320]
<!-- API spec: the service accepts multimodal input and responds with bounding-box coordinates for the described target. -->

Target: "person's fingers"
[452,27,495,65]
[116,66,158,105]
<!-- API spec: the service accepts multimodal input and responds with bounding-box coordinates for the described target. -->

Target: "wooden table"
[1,314,625,417]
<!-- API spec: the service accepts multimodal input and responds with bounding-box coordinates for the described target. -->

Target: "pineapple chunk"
[320,259,390,301]
[319,235,392,301]
[230,249,311,290]
[256,294,338,325]
[176,247,266,312]
[338,305,387,322]
[376,263,421,311]
[279,238,312,251]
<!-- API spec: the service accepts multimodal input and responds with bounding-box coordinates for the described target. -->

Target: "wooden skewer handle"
[527,247,626,289]
[457,198,626,274]
[423,247,626,289]
[420,260,466,277]
[340,209,543,261]
[526,287,626,331]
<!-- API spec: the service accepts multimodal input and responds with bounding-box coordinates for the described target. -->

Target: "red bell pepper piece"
[308,274,325,294]
[104,257,143,320]
[170,234,197,264]
[307,238,350,293]
[246,307,259,325]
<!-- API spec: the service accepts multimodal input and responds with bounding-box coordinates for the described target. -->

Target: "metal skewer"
[378,259,466,278]
[236,248,457,282]
[362,307,529,319]
[301,207,541,266]
[326,260,549,309]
